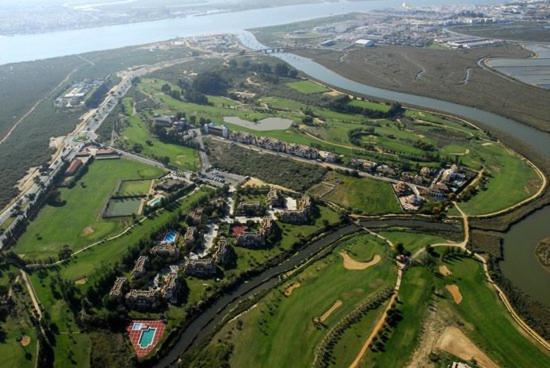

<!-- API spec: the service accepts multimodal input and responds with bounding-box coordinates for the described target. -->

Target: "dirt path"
[436,326,498,368]
[349,268,402,368]
[340,251,381,270]
[20,270,43,320]
[439,265,452,276]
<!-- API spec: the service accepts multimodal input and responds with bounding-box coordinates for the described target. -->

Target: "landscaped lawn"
[117,179,152,196]
[286,80,329,94]
[225,233,396,368]
[15,158,166,259]
[312,172,402,215]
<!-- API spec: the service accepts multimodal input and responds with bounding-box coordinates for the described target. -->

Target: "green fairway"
[349,99,390,112]
[454,143,542,216]
[310,172,402,215]
[377,230,448,254]
[15,158,165,259]
[441,258,550,367]
[222,233,396,368]
[30,273,91,368]
[363,266,434,367]
[286,80,329,94]
[0,267,37,368]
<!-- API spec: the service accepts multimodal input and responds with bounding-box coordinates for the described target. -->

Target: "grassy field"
[15,158,165,259]
[286,80,329,94]
[25,187,214,366]
[119,97,199,171]
[309,172,402,215]
[58,187,213,283]
[117,179,152,196]
[212,233,396,368]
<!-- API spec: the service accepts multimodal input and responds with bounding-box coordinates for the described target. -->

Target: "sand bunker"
[82,226,95,236]
[20,336,31,347]
[446,284,463,304]
[75,277,87,285]
[439,265,452,276]
[316,300,343,323]
[340,251,381,270]
[283,282,301,297]
[436,326,498,368]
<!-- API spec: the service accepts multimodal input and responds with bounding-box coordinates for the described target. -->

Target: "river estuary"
[0,0,548,362]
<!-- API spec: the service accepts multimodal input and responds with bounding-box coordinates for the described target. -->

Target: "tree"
[161,83,172,94]
[192,72,229,96]
[58,245,72,260]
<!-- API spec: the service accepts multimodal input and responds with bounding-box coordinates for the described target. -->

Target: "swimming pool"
[138,327,157,349]
[162,231,178,244]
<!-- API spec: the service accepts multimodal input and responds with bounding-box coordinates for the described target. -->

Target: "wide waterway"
[0,0,505,66]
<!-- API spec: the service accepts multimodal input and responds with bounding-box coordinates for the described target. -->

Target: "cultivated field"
[309,172,402,215]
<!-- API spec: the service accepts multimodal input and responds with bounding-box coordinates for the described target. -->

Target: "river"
[0,0,505,66]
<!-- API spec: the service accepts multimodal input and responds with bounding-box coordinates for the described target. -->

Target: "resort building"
[236,217,274,249]
[150,244,180,258]
[236,202,265,217]
[213,237,236,268]
[160,272,180,304]
[184,258,217,278]
[203,123,229,138]
[125,289,161,310]
[280,195,314,224]
[131,256,149,278]
[184,226,197,248]
[109,277,128,299]
[267,188,284,208]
